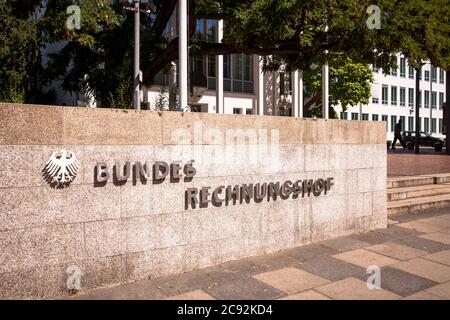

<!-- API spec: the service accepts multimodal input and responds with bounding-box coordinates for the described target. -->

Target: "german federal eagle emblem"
[43,150,80,188]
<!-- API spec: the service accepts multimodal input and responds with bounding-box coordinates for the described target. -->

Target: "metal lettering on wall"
[42,156,335,208]
[92,160,334,210]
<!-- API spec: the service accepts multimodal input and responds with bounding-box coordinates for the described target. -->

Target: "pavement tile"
[425,281,450,299]
[283,244,339,262]
[422,250,450,266]
[390,234,450,253]
[278,290,331,300]
[152,270,211,296]
[397,221,450,234]
[246,251,302,272]
[365,242,429,261]
[297,255,366,282]
[391,258,450,283]
[165,289,215,300]
[419,232,450,245]
[320,236,371,252]
[359,267,438,297]
[315,277,400,300]
[376,225,424,237]
[332,249,399,268]
[419,217,450,229]
[402,291,445,300]
[69,280,167,300]
[350,231,395,245]
[252,267,330,295]
[204,277,283,300]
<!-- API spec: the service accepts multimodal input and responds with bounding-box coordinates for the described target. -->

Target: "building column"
[179,0,188,111]
[216,20,224,114]
[292,70,303,118]
[257,57,265,115]
[272,71,279,116]
[322,62,329,119]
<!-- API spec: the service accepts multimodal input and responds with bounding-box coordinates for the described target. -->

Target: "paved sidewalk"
[68,208,450,300]
[388,149,450,177]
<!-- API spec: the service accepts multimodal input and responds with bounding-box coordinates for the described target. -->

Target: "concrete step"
[387,193,450,216]
[387,176,437,189]
[387,183,450,201]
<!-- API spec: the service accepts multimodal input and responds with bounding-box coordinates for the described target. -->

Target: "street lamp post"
[133,0,140,110]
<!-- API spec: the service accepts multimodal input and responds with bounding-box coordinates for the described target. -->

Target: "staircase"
[387,173,450,216]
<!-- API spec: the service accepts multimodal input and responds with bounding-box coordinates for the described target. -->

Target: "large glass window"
[362,113,369,121]
[408,116,414,131]
[408,88,414,107]
[408,64,415,79]
[391,86,397,105]
[351,113,359,120]
[424,70,430,81]
[400,87,406,106]
[424,117,429,132]
[439,69,445,84]
[439,119,443,133]
[424,90,430,108]
[431,91,437,109]
[372,114,379,121]
[400,116,406,131]
[431,66,437,83]
[382,85,388,105]
[431,118,437,133]
[439,92,444,109]
[209,54,253,93]
[400,58,406,77]
[390,115,397,132]
[340,112,348,120]
[418,90,422,108]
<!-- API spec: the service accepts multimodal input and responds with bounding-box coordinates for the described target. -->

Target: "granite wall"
[0,103,387,299]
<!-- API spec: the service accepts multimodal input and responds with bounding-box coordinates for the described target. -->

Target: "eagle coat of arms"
[43,150,80,187]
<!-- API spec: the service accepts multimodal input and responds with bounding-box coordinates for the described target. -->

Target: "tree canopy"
[0,0,449,109]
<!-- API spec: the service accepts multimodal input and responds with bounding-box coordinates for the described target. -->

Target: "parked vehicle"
[402,131,445,152]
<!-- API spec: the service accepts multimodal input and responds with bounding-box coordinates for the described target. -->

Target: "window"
[408,116,414,131]
[362,113,369,121]
[391,86,397,105]
[391,66,397,76]
[400,116,406,131]
[390,115,397,132]
[408,65,415,79]
[340,112,348,120]
[220,54,254,93]
[400,58,406,77]
[439,119,443,133]
[372,64,379,72]
[424,90,430,108]
[418,117,422,130]
[382,85,389,105]
[371,83,379,104]
[246,109,253,115]
[382,115,388,132]
[372,114,379,121]
[431,91,437,109]
[424,70,430,81]
[418,69,422,80]
[431,66,437,83]
[400,87,406,106]
[439,69,445,84]
[233,108,241,114]
[431,118,437,133]
[439,92,444,109]
[418,90,422,108]
[351,113,359,120]
[408,88,414,107]
[424,117,429,132]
